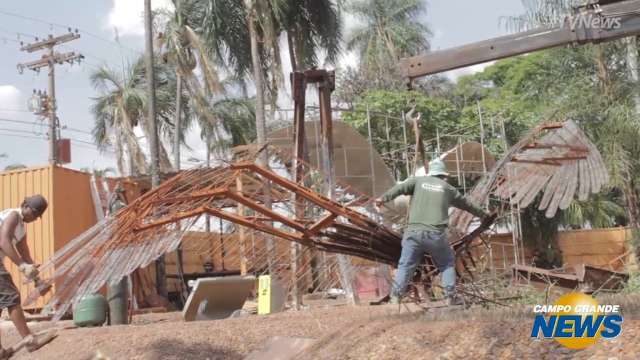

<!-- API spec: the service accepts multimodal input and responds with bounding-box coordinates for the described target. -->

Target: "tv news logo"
[563,15,622,30]
[530,292,623,349]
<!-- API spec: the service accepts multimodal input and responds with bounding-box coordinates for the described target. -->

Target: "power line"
[0,127,41,135]
[0,25,37,39]
[0,131,44,141]
[59,42,120,68]
[0,108,30,113]
[70,141,116,155]
[0,118,109,153]
[0,118,137,155]
[70,138,99,146]
[0,36,19,44]
[0,118,45,128]
[0,131,116,156]
[0,117,93,136]
[61,126,93,136]
[0,126,95,145]
[0,9,141,55]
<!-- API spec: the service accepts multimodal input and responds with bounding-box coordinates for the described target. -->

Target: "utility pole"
[145,0,166,298]
[17,31,83,165]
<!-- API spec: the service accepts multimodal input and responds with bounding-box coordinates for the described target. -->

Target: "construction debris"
[26,145,494,320]
[450,120,609,236]
[182,275,255,321]
[512,263,629,291]
[21,120,611,321]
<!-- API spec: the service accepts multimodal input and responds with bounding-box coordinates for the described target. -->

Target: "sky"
[0,0,525,173]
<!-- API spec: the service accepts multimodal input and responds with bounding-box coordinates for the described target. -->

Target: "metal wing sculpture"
[450,120,609,235]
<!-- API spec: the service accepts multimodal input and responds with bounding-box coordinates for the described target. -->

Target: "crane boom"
[400,0,640,81]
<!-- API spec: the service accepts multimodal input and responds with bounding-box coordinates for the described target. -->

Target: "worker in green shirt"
[375,158,490,305]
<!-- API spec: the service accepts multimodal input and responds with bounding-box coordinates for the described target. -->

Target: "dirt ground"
[2,299,638,360]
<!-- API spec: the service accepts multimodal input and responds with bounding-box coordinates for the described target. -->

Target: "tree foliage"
[347,0,430,70]
[90,57,180,175]
[342,90,461,179]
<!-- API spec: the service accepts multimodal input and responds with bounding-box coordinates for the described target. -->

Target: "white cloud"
[106,0,174,37]
[0,85,22,109]
[445,61,495,82]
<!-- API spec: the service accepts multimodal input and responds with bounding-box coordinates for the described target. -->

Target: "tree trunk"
[246,0,274,272]
[595,45,611,100]
[287,31,298,72]
[144,0,166,298]
[627,37,640,113]
[247,7,266,160]
[626,37,640,262]
[114,137,126,176]
[174,72,183,171]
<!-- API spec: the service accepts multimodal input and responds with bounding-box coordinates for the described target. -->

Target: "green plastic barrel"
[73,294,108,327]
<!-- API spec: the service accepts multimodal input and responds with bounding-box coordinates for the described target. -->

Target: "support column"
[236,175,248,275]
[318,71,358,305]
[291,72,306,310]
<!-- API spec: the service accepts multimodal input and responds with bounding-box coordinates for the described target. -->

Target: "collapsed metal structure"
[19,146,413,319]
[450,120,609,235]
[25,119,608,319]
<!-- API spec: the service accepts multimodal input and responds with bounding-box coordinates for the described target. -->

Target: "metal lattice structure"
[28,142,496,319]
[25,120,607,318]
[26,146,467,320]
[450,120,609,235]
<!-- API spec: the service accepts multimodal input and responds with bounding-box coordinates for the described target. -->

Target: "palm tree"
[159,0,229,169]
[346,0,431,76]
[502,0,573,32]
[91,63,147,175]
[244,0,269,167]
[213,97,257,148]
[562,194,626,229]
[281,0,342,71]
[188,0,343,153]
[90,57,178,176]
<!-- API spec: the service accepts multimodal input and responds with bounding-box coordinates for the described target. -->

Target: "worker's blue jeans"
[391,229,456,298]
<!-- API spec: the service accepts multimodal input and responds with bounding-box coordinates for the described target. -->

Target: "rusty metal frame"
[30,144,496,320]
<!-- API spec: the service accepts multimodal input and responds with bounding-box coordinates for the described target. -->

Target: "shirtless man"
[0,195,54,358]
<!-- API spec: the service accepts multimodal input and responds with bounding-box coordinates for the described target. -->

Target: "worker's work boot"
[446,294,464,307]
[0,348,13,359]
[389,295,401,305]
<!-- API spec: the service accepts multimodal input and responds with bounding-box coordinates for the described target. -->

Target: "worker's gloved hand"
[374,198,385,210]
[482,211,498,224]
[19,263,39,280]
